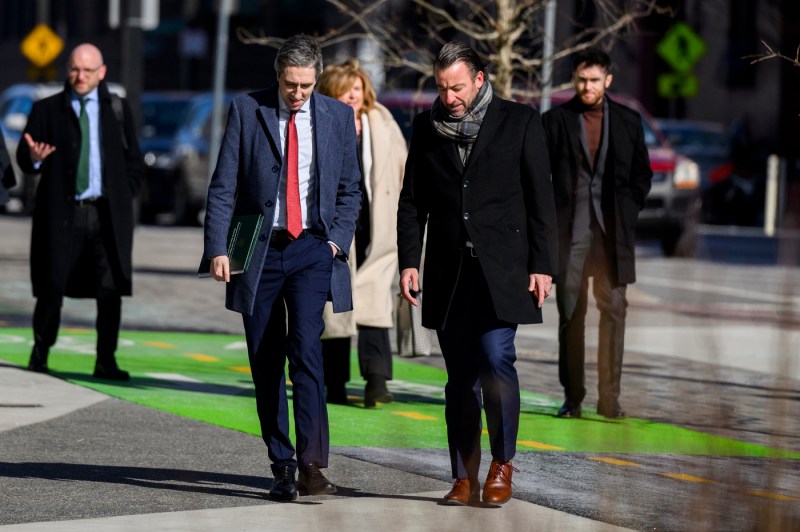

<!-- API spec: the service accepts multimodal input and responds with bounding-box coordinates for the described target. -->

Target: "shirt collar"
[71,87,99,103]
[278,93,312,117]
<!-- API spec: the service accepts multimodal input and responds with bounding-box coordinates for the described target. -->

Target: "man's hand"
[400,267,420,306]
[210,255,230,282]
[329,243,339,257]
[528,273,552,308]
[24,133,56,163]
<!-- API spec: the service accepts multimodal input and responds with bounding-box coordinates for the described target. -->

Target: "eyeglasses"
[68,65,104,75]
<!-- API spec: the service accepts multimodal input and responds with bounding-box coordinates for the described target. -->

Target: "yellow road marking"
[518,440,565,451]
[661,473,714,483]
[588,457,642,467]
[393,411,437,421]
[746,490,800,502]
[228,366,252,374]
[186,354,219,362]
[144,341,176,349]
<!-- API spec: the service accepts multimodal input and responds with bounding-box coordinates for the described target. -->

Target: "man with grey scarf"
[398,42,557,507]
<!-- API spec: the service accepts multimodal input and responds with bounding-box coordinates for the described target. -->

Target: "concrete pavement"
[0,361,629,531]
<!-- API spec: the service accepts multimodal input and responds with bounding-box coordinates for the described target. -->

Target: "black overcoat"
[541,95,652,285]
[17,81,143,298]
[397,96,558,329]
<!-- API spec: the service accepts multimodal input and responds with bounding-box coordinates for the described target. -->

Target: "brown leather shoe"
[443,478,480,506]
[482,460,518,504]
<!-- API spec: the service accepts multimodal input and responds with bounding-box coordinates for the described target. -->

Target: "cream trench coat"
[322,102,407,338]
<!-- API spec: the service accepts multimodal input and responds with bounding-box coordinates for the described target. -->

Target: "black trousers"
[322,326,392,389]
[556,227,627,406]
[33,203,121,361]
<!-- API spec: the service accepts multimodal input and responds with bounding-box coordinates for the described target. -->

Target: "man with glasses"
[18,43,143,380]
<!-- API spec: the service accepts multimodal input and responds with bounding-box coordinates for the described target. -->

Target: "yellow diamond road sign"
[657,22,706,74]
[21,24,64,68]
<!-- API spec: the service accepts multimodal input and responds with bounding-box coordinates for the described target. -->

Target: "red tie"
[286,111,302,238]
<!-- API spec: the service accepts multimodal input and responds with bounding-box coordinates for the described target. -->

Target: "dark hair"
[572,47,612,73]
[434,41,484,79]
[274,34,324,79]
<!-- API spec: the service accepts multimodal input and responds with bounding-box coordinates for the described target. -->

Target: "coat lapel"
[464,96,502,170]
[254,87,282,162]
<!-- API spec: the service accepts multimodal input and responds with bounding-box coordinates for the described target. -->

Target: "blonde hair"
[317,58,377,114]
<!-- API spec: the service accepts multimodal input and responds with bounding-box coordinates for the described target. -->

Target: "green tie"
[76,97,90,194]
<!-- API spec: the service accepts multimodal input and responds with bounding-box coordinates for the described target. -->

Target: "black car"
[139,92,196,224]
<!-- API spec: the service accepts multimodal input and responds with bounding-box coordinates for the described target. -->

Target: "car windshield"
[641,118,661,148]
[140,99,192,139]
[663,128,729,150]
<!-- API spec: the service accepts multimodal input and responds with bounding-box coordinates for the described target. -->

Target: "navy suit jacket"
[203,86,362,315]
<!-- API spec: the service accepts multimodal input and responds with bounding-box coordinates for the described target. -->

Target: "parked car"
[378,88,700,256]
[138,91,196,224]
[0,82,126,213]
[654,119,731,185]
[159,92,236,225]
[654,119,740,224]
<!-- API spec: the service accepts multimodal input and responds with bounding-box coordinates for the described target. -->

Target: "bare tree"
[748,40,800,68]
[237,0,670,99]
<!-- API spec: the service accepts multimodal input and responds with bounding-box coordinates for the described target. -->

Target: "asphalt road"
[1,215,799,530]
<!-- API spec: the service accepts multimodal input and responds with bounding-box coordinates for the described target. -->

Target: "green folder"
[198,214,264,277]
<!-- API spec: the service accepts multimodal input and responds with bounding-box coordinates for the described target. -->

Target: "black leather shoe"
[597,403,626,419]
[364,376,393,408]
[269,465,298,501]
[27,346,49,373]
[93,362,130,381]
[557,400,582,418]
[298,463,337,496]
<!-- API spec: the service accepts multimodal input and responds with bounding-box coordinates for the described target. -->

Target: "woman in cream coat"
[317,59,407,406]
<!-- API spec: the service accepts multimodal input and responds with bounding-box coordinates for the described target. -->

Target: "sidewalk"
[0,361,629,531]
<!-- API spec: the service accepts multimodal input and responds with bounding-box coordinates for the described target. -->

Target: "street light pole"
[207,0,233,184]
[539,0,557,113]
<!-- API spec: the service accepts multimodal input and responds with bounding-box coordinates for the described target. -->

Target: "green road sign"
[657,22,706,74]
[658,72,699,99]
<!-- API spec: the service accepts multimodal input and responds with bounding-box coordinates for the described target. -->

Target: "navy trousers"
[437,253,519,480]
[242,233,333,475]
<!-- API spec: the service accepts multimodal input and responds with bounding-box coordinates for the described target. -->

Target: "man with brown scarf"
[397,42,557,506]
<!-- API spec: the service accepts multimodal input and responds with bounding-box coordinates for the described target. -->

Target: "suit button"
[271,165,279,173]
[265,200,273,207]
[259,234,267,242]
[463,180,469,188]
[463,213,470,221]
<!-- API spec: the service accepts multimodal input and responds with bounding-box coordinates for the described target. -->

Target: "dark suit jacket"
[17,81,143,298]
[542,95,652,285]
[203,87,362,316]
[397,96,558,329]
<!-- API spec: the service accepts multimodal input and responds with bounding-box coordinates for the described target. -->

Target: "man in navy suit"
[203,34,361,501]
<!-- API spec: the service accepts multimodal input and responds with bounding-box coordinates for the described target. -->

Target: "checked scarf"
[430,80,493,166]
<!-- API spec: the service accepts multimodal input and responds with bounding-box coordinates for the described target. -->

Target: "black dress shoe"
[298,463,337,496]
[93,362,130,381]
[269,465,298,501]
[557,400,582,418]
[27,346,49,373]
[364,376,393,408]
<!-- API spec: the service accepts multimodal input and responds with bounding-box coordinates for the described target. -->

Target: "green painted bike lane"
[1,327,797,459]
